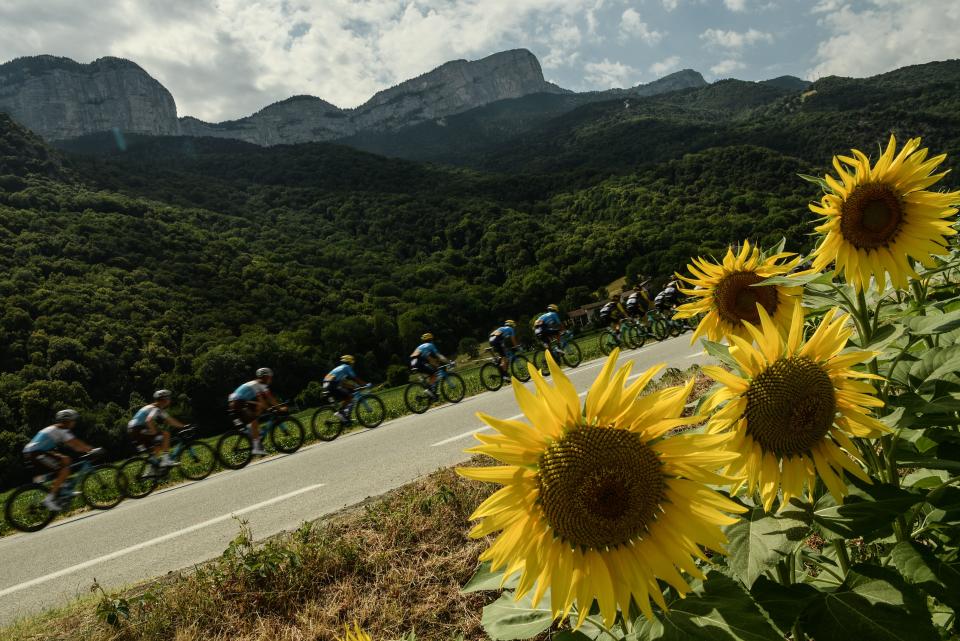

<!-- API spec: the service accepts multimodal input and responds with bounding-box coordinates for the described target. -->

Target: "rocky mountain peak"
[0,54,180,141]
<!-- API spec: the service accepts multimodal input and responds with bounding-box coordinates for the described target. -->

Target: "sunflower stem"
[792,621,808,641]
[831,539,851,576]
[910,279,936,350]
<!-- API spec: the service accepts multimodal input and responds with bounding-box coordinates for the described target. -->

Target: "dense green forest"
[1,59,958,487]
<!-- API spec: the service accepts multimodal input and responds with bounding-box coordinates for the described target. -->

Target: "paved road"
[0,338,705,625]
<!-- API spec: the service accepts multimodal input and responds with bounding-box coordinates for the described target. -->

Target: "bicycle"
[479,345,532,391]
[598,317,646,355]
[533,329,583,376]
[654,305,686,338]
[404,363,466,414]
[4,449,122,532]
[216,403,306,470]
[118,425,217,499]
[311,384,386,441]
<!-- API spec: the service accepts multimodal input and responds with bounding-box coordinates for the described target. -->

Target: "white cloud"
[619,8,663,45]
[661,0,680,10]
[650,55,681,76]
[0,0,601,121]
[808,0,960,80]
[584,58,639,88]
[700,28,774,49]
[710,58,746,75]
[724,0,748,11]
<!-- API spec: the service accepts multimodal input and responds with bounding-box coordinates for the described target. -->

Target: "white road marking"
[0,483,325,598]
[686,352,706,359]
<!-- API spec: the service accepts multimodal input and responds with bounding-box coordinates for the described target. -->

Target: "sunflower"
[337,622,372,641]
[674,240,802,344]
[701,302,888,512]
[458,350,744,627]
[810,134,960,291]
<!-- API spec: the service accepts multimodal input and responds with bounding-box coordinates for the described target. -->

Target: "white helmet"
[55,408,80,423]
[256,367,273,378]
[153,389,172,400]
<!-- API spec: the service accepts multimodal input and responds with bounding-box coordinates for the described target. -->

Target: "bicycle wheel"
[479,363,504,391]
[510,355,532,382]
[441,373,466,403]
[598,331,618,356]
[355,395,386,428]
[118,457,159,498]
[626,324,645,349]
[4,483,55,532]
[81,465,123,509]
[217,430,253,469]
[651,318,669,341]
[270,417,305,454]
[563,341,583,368]
[668,321,682,338]
[533,350,551,377]
[404,382,432,414]
[175,441,217,480]
[311,405,342,441]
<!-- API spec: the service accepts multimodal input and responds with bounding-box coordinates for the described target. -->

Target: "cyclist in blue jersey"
[22,409,97,511]
[127,389,187,468]
[489,320,519,382]
[324,355,367,423]
[228,367,283,456]
[534,304,564,350]
[410,332,451,399]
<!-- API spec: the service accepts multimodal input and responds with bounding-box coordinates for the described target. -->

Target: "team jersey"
[411,342,439,359]
[600,301,627,318]
[490,326,515,340]
[325,363,357,382]
[127,403,169,429]
[23,425,76,453]
[535,311,561,329]
[229,380,269,402]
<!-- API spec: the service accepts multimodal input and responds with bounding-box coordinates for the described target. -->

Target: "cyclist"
[410,332,451,399]
[228,367,283,456]
[127,389,187,468]
[324,355,367,424]
[599,293,628,345]
[534,304,564,353]
[21,409,97,511]
[489,320,520,382]
[625,282,654,325]
[654,280,681,312]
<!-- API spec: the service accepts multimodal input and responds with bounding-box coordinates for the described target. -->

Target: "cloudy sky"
[1,0,957,122]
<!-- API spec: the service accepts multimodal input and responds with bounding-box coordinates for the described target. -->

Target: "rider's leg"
[49,455,71,495]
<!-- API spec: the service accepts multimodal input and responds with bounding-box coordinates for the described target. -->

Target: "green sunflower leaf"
[481,590,554,640]
[812,480,921,541]
[723,503,811,587]
[749,576,820,633]
[634,571,782,640]
[462,561,519,593]
[701,339,738,369]
[889,541,960,611]
[906,310,960,336]
[799,564,939,641]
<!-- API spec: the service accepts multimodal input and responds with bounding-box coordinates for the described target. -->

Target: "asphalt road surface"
[0,337,706,626]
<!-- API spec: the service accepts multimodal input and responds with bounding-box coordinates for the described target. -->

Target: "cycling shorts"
[488,335,508,358]
[323,379,351,401]
[228,399,258,425]
[24,451,65,474]
[410,356,436,375]
[128,424,164,450]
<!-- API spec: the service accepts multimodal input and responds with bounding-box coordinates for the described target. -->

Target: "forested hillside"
[1,58,959,488]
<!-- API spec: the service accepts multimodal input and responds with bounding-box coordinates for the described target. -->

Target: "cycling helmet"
[612,292,622,300]
[256,367,274,378]
[55,408,79,423]
[504,320,516,328]
[153,389,172,400]
[340,355,355,364]
[421,332,434,341]
[547,304,559,312]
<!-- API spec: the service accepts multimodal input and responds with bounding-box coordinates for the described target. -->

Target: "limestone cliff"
[0,55,180,141]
